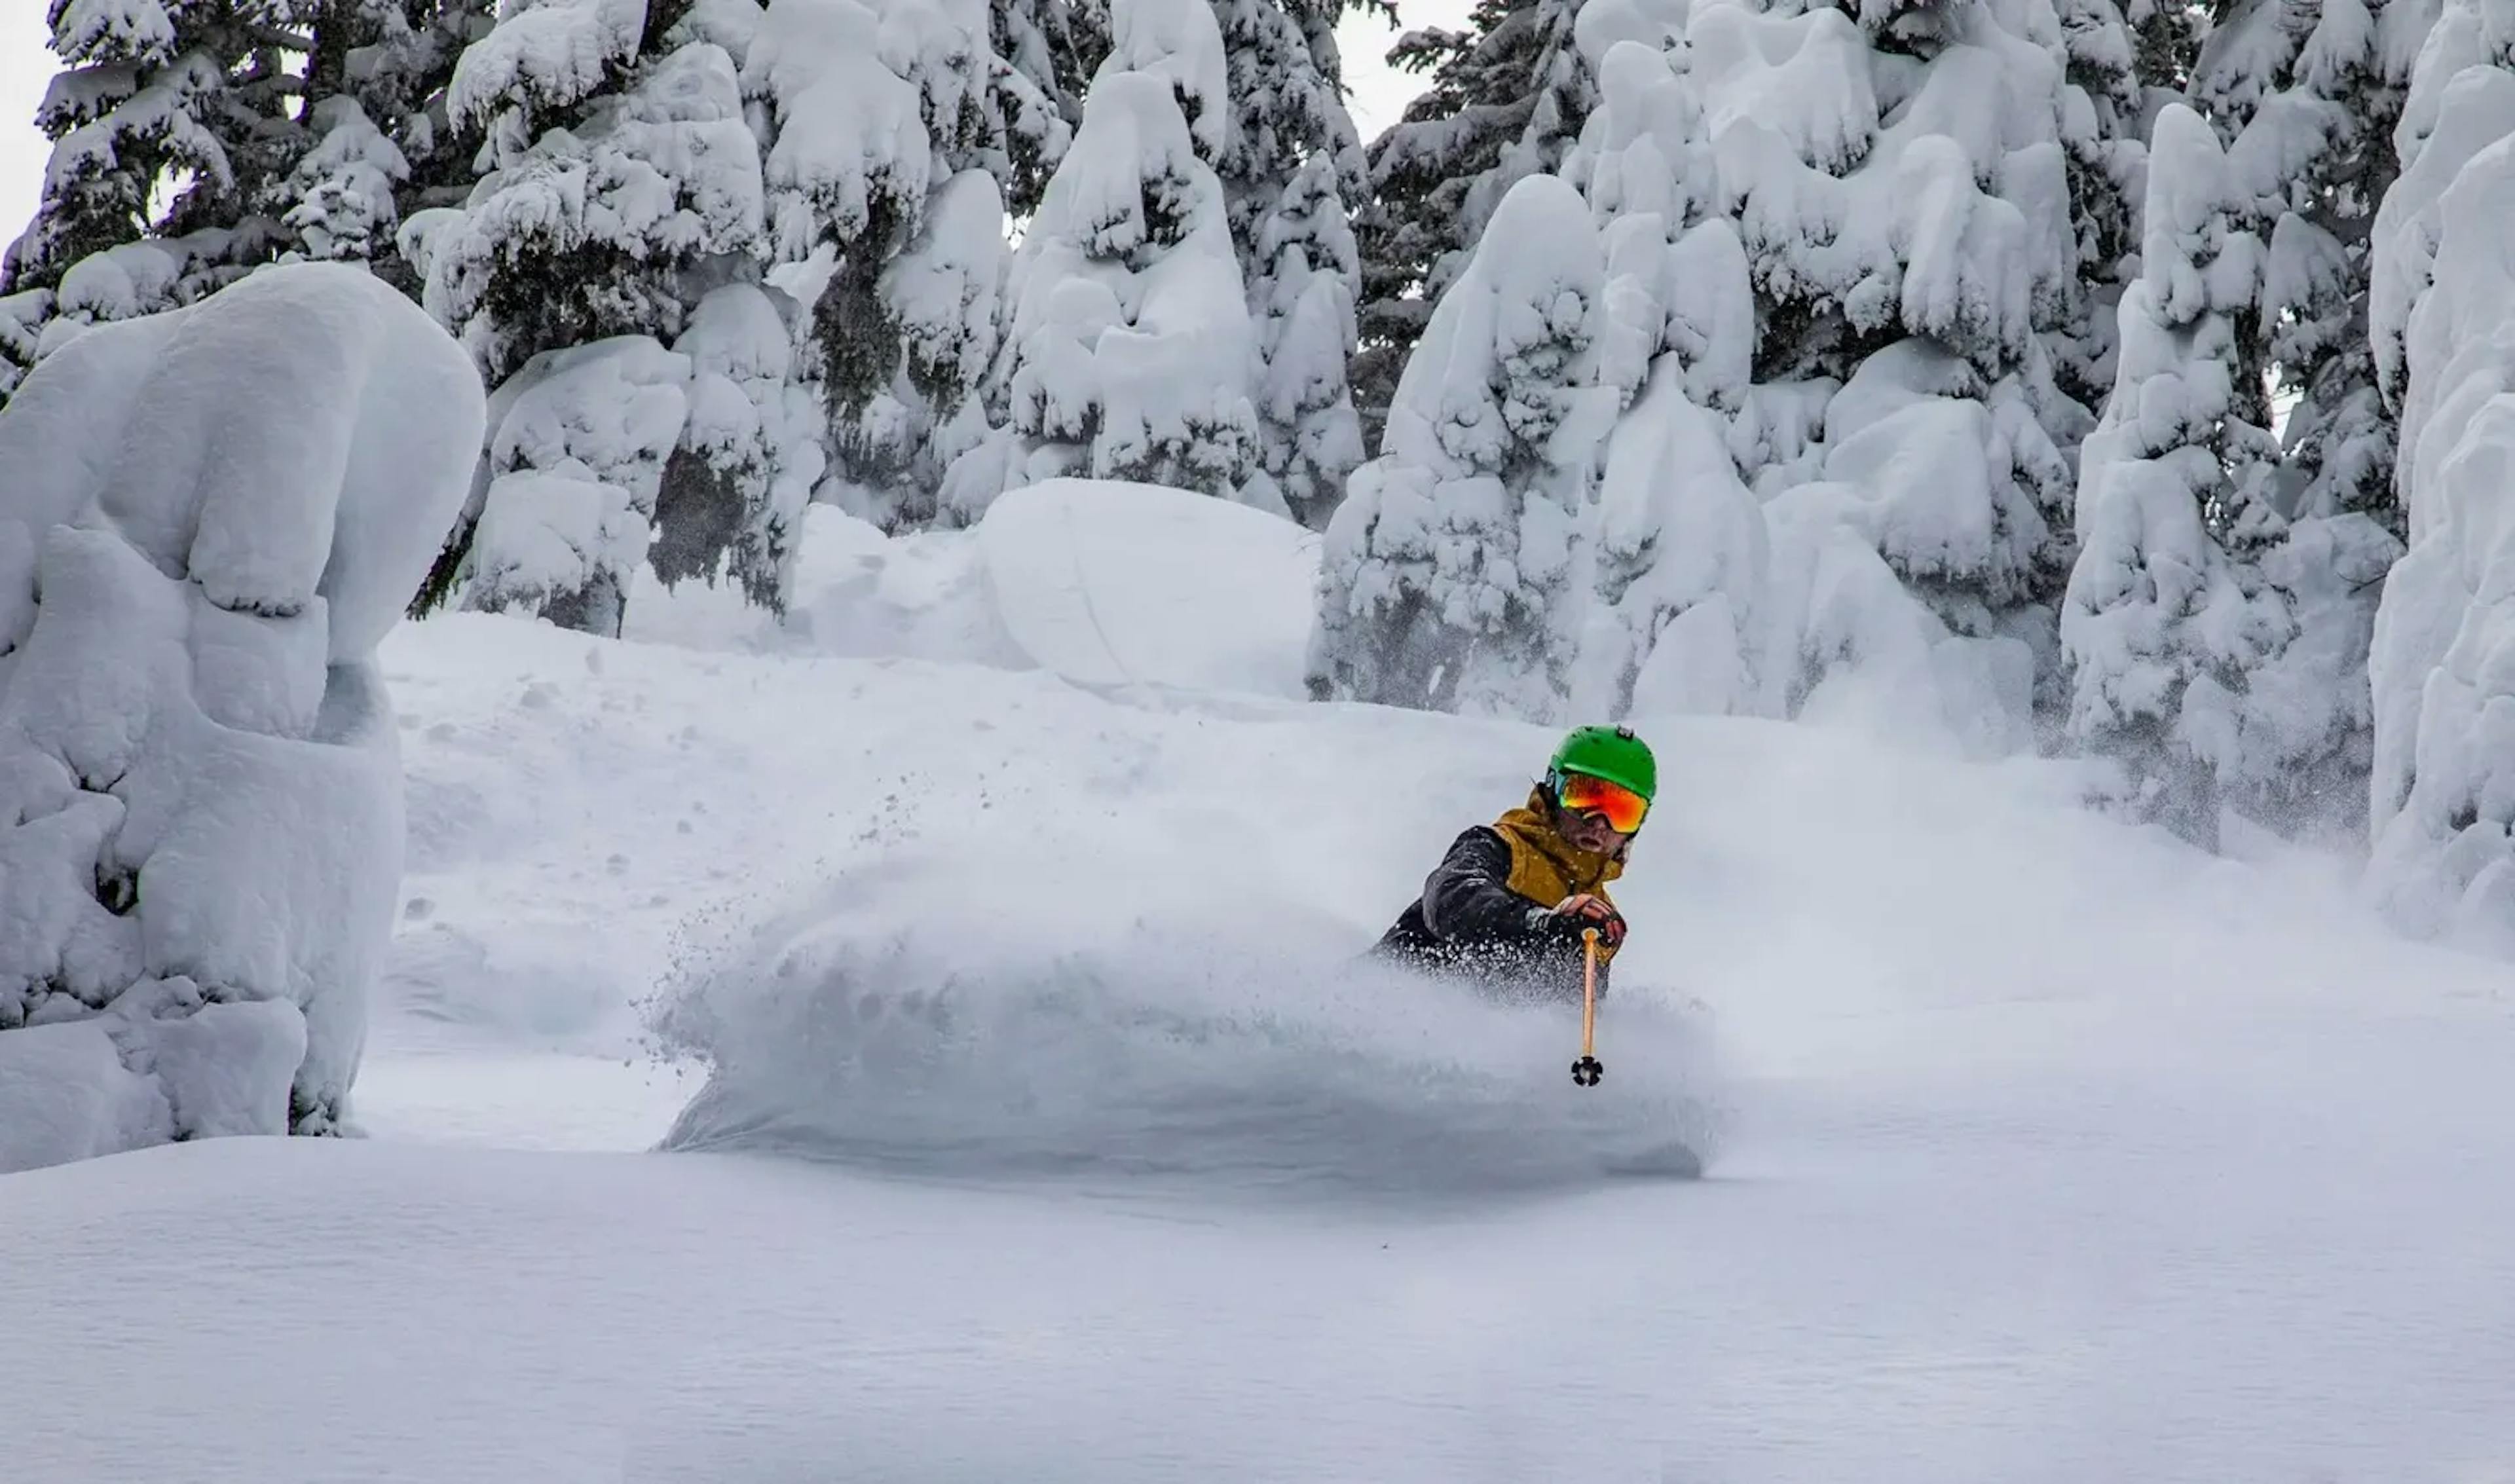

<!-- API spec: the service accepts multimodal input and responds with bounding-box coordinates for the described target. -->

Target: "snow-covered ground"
[10,486,2515,1481]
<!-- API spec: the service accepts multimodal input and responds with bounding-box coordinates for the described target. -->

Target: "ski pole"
[1572,927,1603,1086]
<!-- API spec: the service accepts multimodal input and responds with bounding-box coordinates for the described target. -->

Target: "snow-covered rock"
[978,478,1318,697]
[0,262,484,1170]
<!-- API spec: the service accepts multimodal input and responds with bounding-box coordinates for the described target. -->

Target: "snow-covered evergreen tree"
[262,0,507,279]
[2184,0,2441,536]
[764,0,1073,530]
[1351,0,1593,451]
[1246,155,1365,526]
[2061,103,2400,847]
[1208,0,1371,256]
[2123,0,2207,94]
[1604,0,2091,750]
[1205,0,1372,522]
[6,0,271,297]
[1306,171,1619,720]
[419,2,766,383]
[1,0,288,397]
[2051,0,2149,413]
[939,0,1266,519]
[2364,0,2515,944]
[0,0,493,403]
[1552,11,1772,722]
[407,0,826,631]
[996,0,1099,213]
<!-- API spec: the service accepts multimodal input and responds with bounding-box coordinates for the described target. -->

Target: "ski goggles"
[1553,771,1650,834]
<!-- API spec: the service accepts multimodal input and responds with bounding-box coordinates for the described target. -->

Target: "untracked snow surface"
[9,511,2515,1480]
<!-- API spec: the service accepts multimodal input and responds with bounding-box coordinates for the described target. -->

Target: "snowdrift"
[642,479,1321,700]
[0,263,484,1172]
[977,478,1319,697]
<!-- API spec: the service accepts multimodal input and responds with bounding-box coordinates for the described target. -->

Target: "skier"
[1373,725,1654,1004]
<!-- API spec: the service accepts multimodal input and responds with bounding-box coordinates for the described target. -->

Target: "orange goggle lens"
[1556,773,1649,834]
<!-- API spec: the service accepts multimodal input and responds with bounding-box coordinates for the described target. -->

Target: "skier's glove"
[1540,894,1626,950]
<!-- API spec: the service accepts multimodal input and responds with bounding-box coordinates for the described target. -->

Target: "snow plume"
[1307,173,1618,722]
[2062,105,2400,849]
[648,842,1722,1197]
[939,41,1265,521]
[0,263,484,1173]
[2365,16,2515,950]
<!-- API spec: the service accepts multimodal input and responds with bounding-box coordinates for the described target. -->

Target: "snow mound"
[0,262,485,1172]
[628,490,1318,695]
[694,503,1022,663]
[648,842,1722,1197]
[978,478,1318,697]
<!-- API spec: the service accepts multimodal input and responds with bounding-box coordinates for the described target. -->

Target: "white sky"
[1,4,47,255]
[0,3,1463,274]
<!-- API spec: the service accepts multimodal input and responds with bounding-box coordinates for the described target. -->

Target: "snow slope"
[12,506,2515,1479]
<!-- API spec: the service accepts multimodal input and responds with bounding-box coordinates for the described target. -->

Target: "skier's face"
[1556,804,1630,857]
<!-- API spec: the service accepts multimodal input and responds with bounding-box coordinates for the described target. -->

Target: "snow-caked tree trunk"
[0,263,483,1172]
[940,0,1266,521]
[2061,103,2400,849]
[1306,172,1618,721]
[2364,4,2515,949]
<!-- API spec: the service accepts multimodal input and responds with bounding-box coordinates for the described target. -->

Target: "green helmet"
[1548,724,1656,802]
